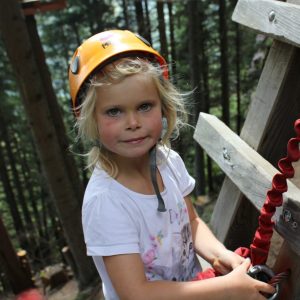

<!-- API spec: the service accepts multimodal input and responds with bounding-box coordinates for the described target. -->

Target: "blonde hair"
[75,58,188,176]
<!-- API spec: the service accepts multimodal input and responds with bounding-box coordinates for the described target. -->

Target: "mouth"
[123,136,147,144]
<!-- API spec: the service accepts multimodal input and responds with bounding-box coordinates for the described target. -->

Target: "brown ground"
[45,280,104,300]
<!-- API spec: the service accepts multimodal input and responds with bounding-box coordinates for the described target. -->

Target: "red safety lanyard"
[250,118,300,265]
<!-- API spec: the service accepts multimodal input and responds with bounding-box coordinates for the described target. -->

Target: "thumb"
[239,258,251,271]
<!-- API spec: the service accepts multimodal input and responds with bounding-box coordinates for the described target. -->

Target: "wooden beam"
[21,0,66,15]
[272,241,300,299]
[207,40,299,250]
[276,199,300,253]
[194,113,300,217]
[272,161,300,299]
[239,42,296,150]
[232,0,300,47]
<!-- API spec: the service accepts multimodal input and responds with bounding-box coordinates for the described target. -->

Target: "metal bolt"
[283,210,292,222]
[292,221,298,230]
[222,148,231,161]
[269,11,276,22]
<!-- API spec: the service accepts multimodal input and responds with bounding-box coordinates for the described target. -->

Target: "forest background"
[0,0,271,297]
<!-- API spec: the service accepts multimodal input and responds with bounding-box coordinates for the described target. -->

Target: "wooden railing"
[194,1,300,299]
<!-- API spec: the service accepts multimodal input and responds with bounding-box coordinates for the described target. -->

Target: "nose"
[126,112,141,130]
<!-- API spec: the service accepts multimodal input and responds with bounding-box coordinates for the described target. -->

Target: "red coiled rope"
[250,119,300,266]
[194,118,300,280]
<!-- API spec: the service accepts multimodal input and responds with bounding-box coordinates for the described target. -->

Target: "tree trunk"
[167,1,177,78]
[134,0,146,37]
[198,0,213,192]
[0,144,27,248]
[0,216,34,294]
[218,0,230,126]
[14,137,45,240]
[235,22,242,134]
[0,0,97,288]
[122,0,129,29]
[0,108,36,240]
[187,1,206,196]
[143,0,152,44]
[25,16,85,206]
[156,1,168,60]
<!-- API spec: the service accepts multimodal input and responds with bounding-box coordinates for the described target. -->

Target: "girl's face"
[94,73,163,161]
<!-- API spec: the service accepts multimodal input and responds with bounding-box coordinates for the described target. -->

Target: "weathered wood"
[207,40,300,250]
[226,42,300,251]
[205,177,243,240]
[273,160,300,300]
[272,241,300,299]
[232,0,300,47]
[239,42,296,150]
[194,113,300,217]
[288,0,300,5]
[202,0,300,298]
[276,200,300,254]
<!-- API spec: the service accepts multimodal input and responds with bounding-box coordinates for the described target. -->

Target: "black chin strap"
[150,146,166,212]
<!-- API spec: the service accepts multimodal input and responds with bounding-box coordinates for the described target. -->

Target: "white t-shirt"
[82,148,202,300]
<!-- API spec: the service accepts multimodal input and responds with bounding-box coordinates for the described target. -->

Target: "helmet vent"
[70,55,80,74]
[134,33,151,47]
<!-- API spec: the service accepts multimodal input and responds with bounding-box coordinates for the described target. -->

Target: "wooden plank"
[272,242,300,299]
[206,41,298,245]
[207,177,243,241]
[193,113,300,215]
[276,199,300,253]
[232,0,300,47]
[21,0,66,15]
[288,0,300,4]
[239,41,295,149]
[227,43,300,250]
[272,161,300,300]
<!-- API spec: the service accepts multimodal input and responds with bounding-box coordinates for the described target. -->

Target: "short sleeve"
[82,191,140,256]
[163,149,195,197]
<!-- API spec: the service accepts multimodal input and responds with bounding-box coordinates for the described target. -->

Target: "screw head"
[283,210,292,222]
[269,11,276,22]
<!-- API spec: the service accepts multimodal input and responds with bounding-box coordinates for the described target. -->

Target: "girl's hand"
[212,249,245,274]
[224,258,276,300]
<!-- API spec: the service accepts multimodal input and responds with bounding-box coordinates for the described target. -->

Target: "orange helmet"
[68,29,168,113]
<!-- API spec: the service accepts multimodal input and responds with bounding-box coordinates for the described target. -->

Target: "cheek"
[97,118,118,144]
[146,115,163,138]
[155,121,163,136]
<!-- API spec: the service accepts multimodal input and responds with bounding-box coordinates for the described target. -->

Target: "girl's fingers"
[240,257,251,271]
[231,257,246,269]
[258,281,276,296]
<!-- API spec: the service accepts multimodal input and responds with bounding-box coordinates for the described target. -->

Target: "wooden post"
[17,250,33,281]
[61,246,77,276]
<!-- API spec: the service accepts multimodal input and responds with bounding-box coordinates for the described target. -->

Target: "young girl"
[69,30,275,300]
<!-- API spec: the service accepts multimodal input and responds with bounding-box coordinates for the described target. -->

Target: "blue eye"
[139,103,152,112]
[106,108,121,117]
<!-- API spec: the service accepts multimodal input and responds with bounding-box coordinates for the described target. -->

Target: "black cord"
[150,147,166,212]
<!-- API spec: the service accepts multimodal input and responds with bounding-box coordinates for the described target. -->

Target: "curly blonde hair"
[75,58,188,177]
